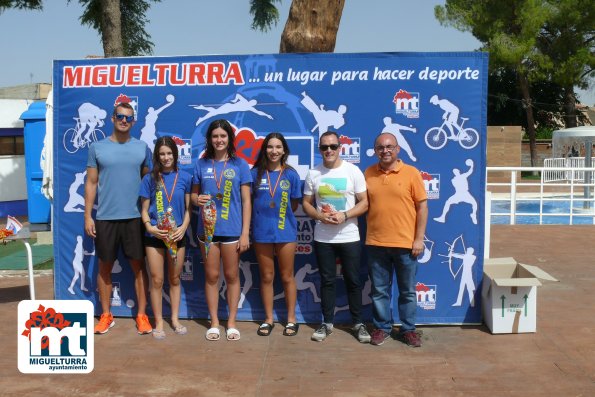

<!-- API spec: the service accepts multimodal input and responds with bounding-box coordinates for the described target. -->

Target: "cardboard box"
[482,257,558,334]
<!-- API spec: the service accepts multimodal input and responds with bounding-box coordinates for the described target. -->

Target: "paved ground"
[0,225,593,396]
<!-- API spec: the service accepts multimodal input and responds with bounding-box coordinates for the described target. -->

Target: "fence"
[543,157,595,183]
[486,166,595,225]
[484,166,595,258]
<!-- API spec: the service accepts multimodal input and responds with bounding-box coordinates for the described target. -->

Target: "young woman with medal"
[251,133,302,336]
[139,137,192,339]
[191,119,252,341]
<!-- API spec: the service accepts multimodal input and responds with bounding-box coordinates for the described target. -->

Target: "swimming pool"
[490,199,595,225]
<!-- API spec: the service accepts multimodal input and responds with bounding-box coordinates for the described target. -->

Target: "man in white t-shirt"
[302,131,370,343]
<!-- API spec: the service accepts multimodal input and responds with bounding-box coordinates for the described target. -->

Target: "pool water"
[490,199,595,225]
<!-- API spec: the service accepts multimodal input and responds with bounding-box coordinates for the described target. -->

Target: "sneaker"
[370,329,390,346]
[311,323,333,342]
[94,313,115,334]
[136,314,152,335]
[397,330,422,347]
[353,323,371,343]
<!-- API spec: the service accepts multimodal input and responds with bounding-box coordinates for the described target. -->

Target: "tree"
[76,0,160,57]
[487,66,587,135]
[250,0,346,53]
[0,0,158,57]
[537,0,595,127]
[0,0,41,11]
[436,0,551,167]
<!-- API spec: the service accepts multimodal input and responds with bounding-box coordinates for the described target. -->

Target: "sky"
[0,0,592,105]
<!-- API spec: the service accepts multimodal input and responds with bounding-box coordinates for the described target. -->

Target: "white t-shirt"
[304,160,367,243]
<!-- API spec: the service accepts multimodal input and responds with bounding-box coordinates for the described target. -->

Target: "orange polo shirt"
[364,160,427,248]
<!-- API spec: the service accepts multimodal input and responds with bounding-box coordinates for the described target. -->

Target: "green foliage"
[250,0,281,32]
[488,66,569,128]
[76,0,161,56]
[436,0,550,79]
[0,0,42,13]
[537,0,595,89]
[521,171,541,179]
[535,126,554,139]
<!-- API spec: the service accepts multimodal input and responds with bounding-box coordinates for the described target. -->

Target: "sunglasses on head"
[115,113,134,123]
[319,144,340,151]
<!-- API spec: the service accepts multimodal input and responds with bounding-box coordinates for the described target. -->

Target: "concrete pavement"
[0,225,593,396]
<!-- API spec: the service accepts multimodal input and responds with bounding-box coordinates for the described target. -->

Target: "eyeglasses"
[115,113,134,123]
[319,144,340,151]
[375,145,397,152]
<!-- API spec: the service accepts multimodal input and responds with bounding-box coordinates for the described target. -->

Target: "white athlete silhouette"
[191,93,273,126]
[434,159,478,224]
[274,263,321,303]
[334,278,372,315]
[73,103,107,148]
[438,236,477,307]
[220,259,253,308]
[300,91,347,140]
[112,259,122,274]
[140,94,175,152]
[68,235,94,294]
[64,171,97,213]
[378,116,417,161]
[183,255,192,275]
[450,247,477,307]
[112,285,121,301]
[430,95,459,139]
[418,235,434,264]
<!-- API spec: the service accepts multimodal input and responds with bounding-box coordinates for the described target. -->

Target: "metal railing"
[486,166,595,225]
[484,166,595,258]
[543,157,595,182]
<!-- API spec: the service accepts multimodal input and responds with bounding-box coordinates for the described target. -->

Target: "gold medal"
[266,167,284,210]
[212,158,228,203]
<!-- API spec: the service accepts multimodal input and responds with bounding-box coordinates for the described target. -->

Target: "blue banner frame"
[53,52,488,324]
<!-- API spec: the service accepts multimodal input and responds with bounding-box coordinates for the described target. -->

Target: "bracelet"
[343,211,349,220]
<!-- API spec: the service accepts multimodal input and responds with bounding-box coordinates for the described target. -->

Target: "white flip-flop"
[226,327,241,341]
[205,327,220,341]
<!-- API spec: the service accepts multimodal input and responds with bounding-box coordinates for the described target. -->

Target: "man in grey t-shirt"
[85,102,152,335]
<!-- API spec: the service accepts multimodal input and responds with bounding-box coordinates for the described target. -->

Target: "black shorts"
[197,235,239,244]
[95,218,144,263]
[144,235,186,249]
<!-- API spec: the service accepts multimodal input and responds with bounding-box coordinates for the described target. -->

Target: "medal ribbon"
[159,171,179,207]
[266,167,284,200]
[212,159,228,197]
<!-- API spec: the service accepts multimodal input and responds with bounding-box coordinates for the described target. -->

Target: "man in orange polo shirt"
[364,133,428,347]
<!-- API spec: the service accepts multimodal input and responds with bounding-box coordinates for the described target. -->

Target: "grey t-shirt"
[87,137,150,220]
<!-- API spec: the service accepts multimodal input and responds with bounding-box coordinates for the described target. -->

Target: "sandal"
[152,329,166,340]
[226,327,241,341]
[283,322,299,336]
[205,327,220,341]
[257,322,274,336]
[173,325,187,335]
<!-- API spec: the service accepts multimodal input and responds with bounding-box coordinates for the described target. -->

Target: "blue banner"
[53,52,488,324]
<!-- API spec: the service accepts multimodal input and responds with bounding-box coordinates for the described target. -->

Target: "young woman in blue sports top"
[251,132,302,336]
[191,119,252,341]
[139,136,192,339]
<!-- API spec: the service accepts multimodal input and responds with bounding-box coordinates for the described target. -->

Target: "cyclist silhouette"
[73,103,106,148]
[430,95,459,139]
